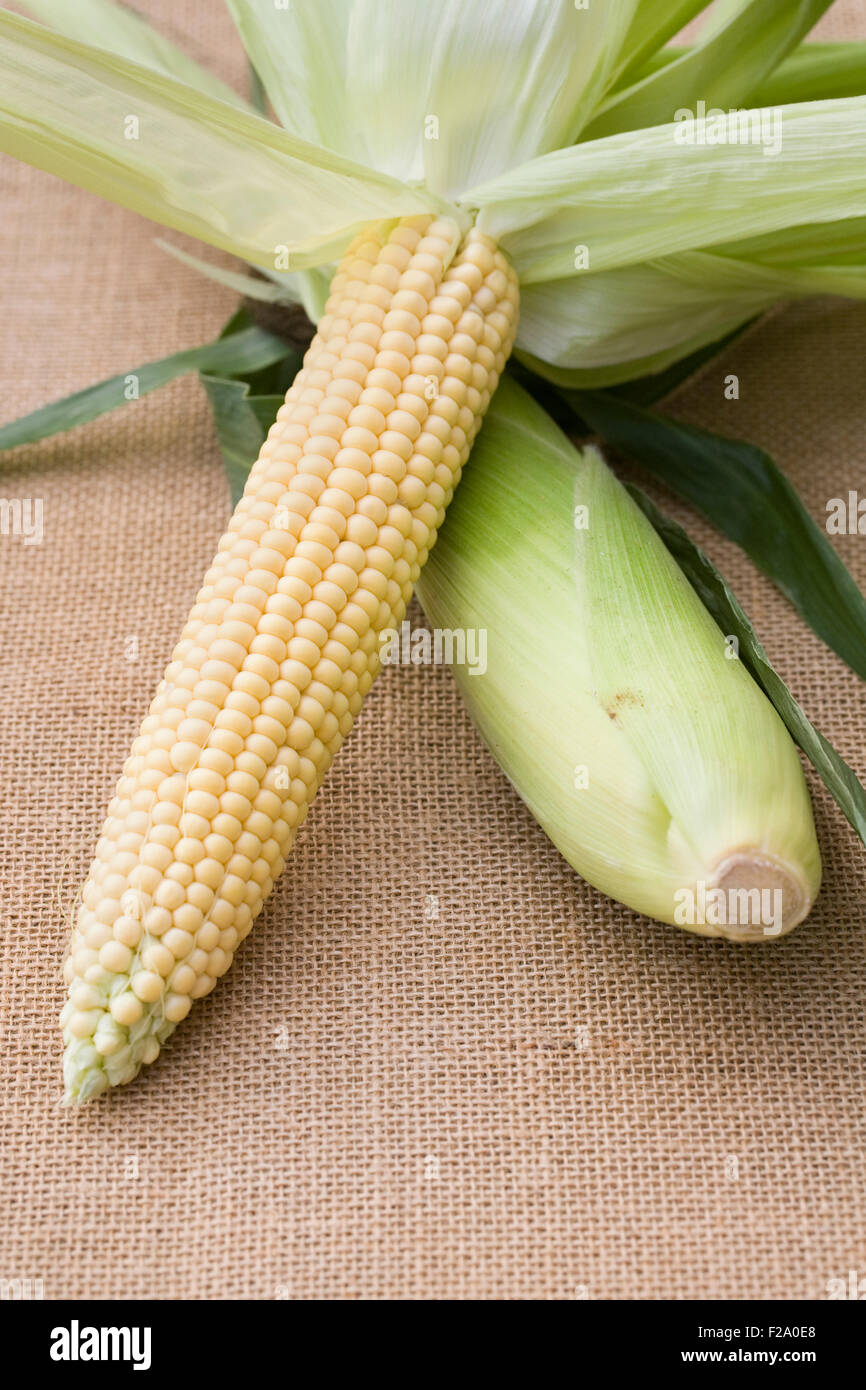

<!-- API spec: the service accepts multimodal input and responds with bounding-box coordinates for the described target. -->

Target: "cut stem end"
[711,852,811,942]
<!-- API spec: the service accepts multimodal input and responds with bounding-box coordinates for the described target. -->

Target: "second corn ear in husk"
[416,378,821,940]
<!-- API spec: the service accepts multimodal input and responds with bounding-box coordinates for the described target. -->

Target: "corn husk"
[417,379,821,938]
[6,6,866,381]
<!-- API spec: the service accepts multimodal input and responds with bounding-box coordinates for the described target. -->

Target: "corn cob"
[61,215,520,1101]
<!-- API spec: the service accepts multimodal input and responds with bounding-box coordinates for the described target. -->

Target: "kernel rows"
[61,214,520,1098]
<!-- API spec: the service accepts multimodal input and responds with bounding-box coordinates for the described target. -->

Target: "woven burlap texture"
[1,1,864,1301]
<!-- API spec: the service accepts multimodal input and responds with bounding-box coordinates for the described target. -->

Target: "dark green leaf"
[244,348,305,397]
[248,58,268,115]
[218,306,255,339]
[199,372,281,506]
[0,319,289,452]
[246,396,283,434]
[572,390,866,684]
[630,484,866,845]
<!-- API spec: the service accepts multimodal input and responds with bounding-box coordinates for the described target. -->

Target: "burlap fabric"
[1,2,864,1302]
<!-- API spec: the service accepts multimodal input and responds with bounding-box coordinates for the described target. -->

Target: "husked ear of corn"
[61,215,520,1101]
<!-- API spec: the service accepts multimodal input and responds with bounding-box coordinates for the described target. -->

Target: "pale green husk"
[417,379,822,932]
[224,0,640,196]
[7,3,866,380]
[0,10,461,271]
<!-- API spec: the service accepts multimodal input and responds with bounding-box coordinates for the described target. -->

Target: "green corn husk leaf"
[610,40,866,106]
[200,373,285,507]
[699,0,756,38]
[512,246,866,386]
[710,215,866,270]
[570,390,866,683]
[612,2,709,85]
[417,377,821,939]
[259,265,333,324]
[16,5,331,322]
[465,96,866,381]
[0,10,455,272]
[749,42,866,105]
[611,45,685,88]
[583,0,834,140]
[511,256,769,382]
[155,240,331,324]
[22,0,250,108]
[469,98,866,284]
[200,308,304,505]
[0,311,288,452]
[630,487,866,844]
[225,0,641,198]
[248,57,268,116]
[21,0,344,318]
[155,240,299,305]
